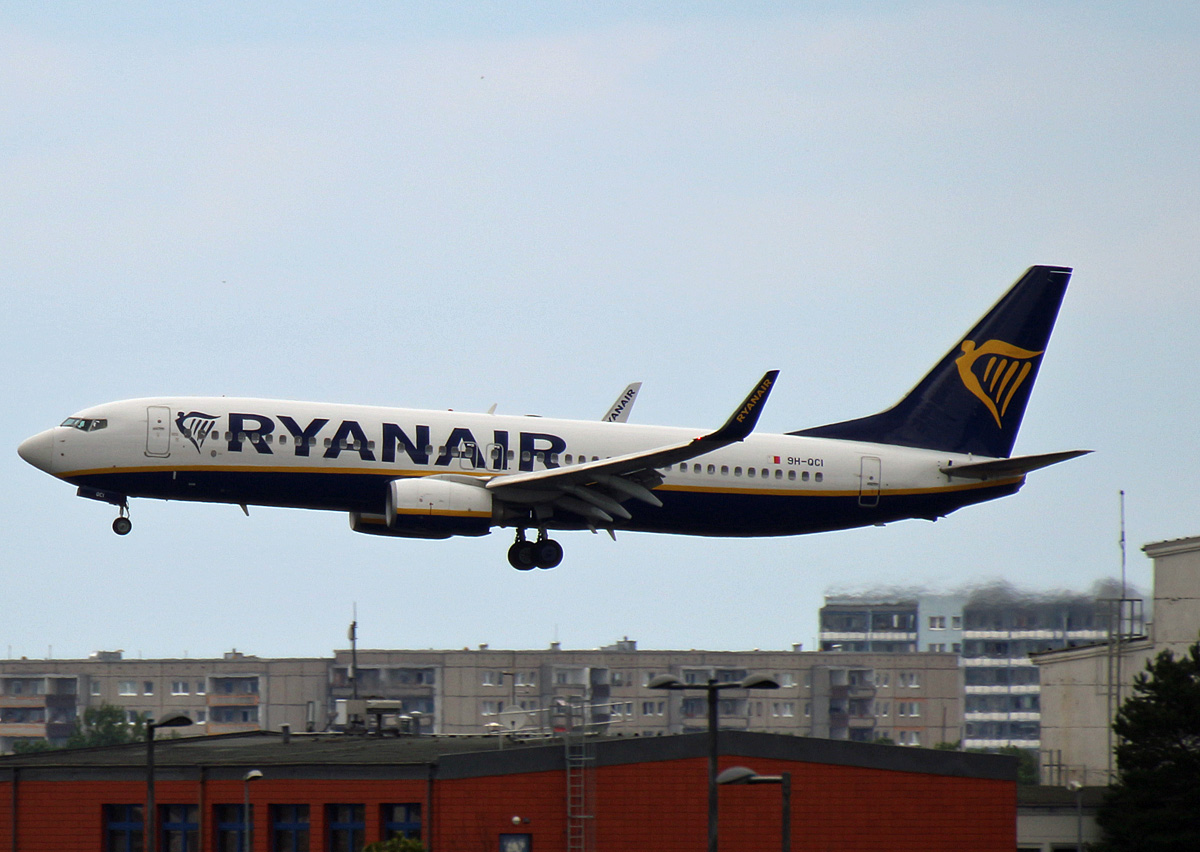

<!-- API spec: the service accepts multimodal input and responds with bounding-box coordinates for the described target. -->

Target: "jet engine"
[381,476,494,538]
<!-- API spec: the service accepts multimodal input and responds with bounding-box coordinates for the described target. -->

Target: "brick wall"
[1,755,1014,851]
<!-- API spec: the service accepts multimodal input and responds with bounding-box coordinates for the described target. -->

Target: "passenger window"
[708,464,716,475]
[775,469,782,479]
[802,471,810,481]
[748,468,755,477]
[694,464,701,474]
[324,438,332,448]
[815,472,823,482]
[565,454,573,465]
[721,465,729,475]
[734,467,742,477]
[521,451,531,462]
[787,470,796,481]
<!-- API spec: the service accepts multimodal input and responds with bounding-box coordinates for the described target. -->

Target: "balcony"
[206,693,259,706]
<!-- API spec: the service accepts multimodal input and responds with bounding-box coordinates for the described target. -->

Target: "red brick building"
[0,729,1015,851]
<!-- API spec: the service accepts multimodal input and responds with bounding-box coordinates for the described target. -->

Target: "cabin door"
[859,456,881,507]
[145,406,172,458]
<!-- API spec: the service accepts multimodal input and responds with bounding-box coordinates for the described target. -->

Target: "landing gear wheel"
[508,541,537,570]
[533,538,563,570]
[112,517,132,536]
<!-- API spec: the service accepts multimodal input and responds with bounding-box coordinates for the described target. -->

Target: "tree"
[66,704,147,748]
[361,838,426,852]
[1096,641,1200,851]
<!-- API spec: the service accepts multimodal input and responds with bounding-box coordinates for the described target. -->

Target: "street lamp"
[1066,780,1083,852]
[717,766,792,852]
[649,673,780,852]
[145,712,194,852]
[243,770,263,852]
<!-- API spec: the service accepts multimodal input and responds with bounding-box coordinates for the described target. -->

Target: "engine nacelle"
[383,477,493,538]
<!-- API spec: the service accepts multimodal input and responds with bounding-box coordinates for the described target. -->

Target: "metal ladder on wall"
[564,700,596,852]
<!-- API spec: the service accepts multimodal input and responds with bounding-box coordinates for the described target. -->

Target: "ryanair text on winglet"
[736,375,774,423]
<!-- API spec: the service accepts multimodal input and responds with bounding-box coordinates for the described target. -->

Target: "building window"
[482,670,500,686]
[928,643,946,653]
[480,701,500,716]
[104,804,143,852]
[326,805,364,852]
[500,834,532,852]
[143,681,155,695]
[951,616,963,629]
[214,804,250,852]
[160,804,199,851]
[91,680,102,696]
[899,672,920,688]
[641,701,664,716]
[196,710,207,724]
[196,681,206,695]
[211,707,259,723]
[171,681,189,695]
[776,673,796,687]
[271,804,309,852]
[929,616,946,629]
[118,681,137,696]
[382,803,421,840]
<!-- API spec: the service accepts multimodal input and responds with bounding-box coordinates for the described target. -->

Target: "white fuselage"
[20,396,1022,538]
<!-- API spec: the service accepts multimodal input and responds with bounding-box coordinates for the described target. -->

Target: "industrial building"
[1035,534,1200,785]
[0,726,1018,852]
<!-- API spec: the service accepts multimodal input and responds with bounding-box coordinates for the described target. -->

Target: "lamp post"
[717,766,792,852]
[243,770,263,852]
[1066,780,1083,852]
[650,673,780,852]
[145,712,194,852]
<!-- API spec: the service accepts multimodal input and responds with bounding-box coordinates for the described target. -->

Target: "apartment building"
[330,641,962,747]
[819,585,1123,750]
[0,651,327,752]
[2,639,962,753]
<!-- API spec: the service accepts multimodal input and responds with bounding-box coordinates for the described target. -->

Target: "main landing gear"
[508,529,563,571]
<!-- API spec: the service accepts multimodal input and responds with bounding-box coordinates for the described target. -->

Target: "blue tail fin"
[792,265,1071,458]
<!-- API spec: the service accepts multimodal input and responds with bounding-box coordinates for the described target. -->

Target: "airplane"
[18,265,1088,570]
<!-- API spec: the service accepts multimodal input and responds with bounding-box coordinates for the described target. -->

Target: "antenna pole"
[1119,490,1127,599]
[349,603,359,701]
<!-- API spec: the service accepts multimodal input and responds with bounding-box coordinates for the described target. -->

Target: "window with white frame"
[118,681,137,696]
[171,681,189,695]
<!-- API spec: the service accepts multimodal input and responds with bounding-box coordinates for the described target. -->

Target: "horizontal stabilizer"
[940,450,1092,480]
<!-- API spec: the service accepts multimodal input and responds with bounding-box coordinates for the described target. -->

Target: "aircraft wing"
[939,450,1092,480]
[486,371,778,524]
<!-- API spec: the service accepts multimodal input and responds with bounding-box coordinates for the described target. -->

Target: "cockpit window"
[60,417,107,432]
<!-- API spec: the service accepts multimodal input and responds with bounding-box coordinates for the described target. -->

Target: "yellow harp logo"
[955,339,1043,429]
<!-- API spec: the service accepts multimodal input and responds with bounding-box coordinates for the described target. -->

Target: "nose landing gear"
[508,529,563,570]
[112,503,132,536]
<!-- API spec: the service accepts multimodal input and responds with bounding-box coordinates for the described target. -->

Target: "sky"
[3,2,1199,661]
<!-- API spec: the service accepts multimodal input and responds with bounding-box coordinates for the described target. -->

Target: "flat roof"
[0,730,1015,784]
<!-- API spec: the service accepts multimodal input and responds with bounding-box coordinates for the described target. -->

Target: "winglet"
[601,382,642,422]
[708,371,779,443]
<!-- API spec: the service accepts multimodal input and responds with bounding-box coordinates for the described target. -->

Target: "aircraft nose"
[18,430,55,474]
